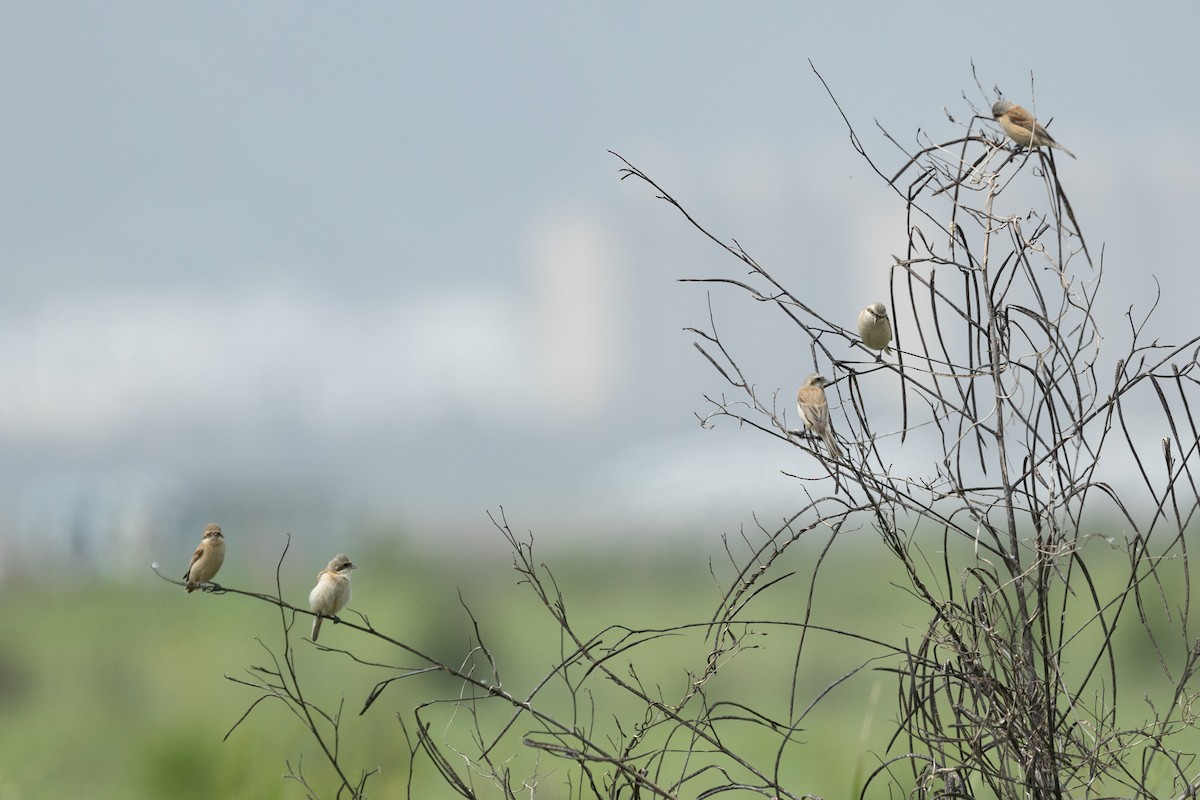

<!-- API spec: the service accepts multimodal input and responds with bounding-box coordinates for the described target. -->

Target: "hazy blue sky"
[2,3,1197,571]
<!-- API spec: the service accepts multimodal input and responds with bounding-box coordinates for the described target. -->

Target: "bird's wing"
[183,544,205,579]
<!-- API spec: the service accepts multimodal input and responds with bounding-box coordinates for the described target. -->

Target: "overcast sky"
[2,3,1197,571]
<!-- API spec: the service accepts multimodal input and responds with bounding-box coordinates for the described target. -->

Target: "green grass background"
[0,528,1194,799]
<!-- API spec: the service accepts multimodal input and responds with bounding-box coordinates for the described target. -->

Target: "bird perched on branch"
[858,302,893,359]
[183,523,225,592]
[992,99,1076,159]
[309,554,356,641]
[797,373,841,459]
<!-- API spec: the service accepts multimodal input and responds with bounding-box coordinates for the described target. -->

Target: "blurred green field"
[0,527,1195,799]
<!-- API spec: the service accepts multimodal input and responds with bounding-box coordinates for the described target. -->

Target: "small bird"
[991,99,1076,159]
[309,554,356,641]
[183,523,225,593]
[858,302,893,359]
[796,373,841,459]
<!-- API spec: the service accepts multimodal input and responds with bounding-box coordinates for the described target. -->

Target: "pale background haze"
[2,3,1197,575]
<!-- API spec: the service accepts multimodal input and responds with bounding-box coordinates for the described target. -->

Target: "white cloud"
[0,281,535,447]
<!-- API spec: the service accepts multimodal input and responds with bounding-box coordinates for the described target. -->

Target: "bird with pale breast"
[183,523,225,593]
[796,373,841,459]
[309,554,357,641]
[991,99,1076,159]
[858,302,893,359]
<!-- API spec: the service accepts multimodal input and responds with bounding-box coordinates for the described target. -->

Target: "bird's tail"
[823,430,842,460]
[311,614,323,641]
